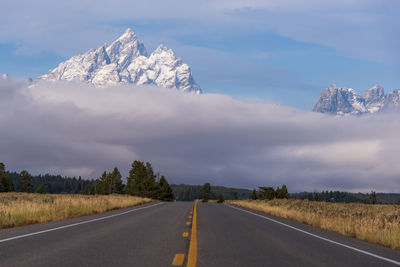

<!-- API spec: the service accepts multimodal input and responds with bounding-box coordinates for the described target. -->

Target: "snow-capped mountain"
[312,85,366,115]
[313,85,400,115]
[39,29,201,93]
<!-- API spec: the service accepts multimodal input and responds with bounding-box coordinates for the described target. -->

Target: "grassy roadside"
[229,199,400,250]
[0,193,152,229]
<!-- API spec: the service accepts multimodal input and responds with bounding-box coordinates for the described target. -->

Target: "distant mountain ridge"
[39,29,201,93]
[313,85,400,115]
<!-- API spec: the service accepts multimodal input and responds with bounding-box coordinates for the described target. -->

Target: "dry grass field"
[0,193,152,229]
[230,199,400,250]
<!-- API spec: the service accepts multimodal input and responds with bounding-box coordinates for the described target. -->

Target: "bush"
[217,193,224,203]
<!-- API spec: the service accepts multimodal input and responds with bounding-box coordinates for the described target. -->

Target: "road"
[0,201,399,267]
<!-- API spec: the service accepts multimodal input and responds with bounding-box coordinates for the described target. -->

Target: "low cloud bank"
[0,79,399,192]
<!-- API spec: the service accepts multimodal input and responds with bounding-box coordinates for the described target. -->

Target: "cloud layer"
[0,79,399,192]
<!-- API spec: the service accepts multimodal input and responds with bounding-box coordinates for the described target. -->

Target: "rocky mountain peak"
[313,84,400,115]
[39,29,201,93]
[313,85,366,115]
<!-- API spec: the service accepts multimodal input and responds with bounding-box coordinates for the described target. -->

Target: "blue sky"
[1,0,399,110]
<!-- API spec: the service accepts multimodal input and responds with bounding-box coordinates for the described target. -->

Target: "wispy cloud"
[1,0,398,63]
[1,78,399,192]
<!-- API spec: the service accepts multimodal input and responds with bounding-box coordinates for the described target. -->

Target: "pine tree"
[35,185,44,194]
[110,167,123,194]
[84,185,91,195]
[250,189,258,200]
[276,185,289,199]
[370,190,377,204]
[96,171,109,194]
[259,187,275,200]
[126,161,157,198]
[202,183,211,202]
[17,170,33,193]
[280,185,289,199]
[142,162,157,198]
[0,163,14,192]
[157,176,174,201]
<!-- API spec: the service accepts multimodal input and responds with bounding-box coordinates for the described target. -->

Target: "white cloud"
[0,78,399,192]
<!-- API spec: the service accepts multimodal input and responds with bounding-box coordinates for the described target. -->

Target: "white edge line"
[0,202,164,243]
[226,204,400,266]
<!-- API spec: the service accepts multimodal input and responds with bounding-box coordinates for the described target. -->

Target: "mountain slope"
[313,85,400,115]
[312,85,366,115]
[39,29,201,93]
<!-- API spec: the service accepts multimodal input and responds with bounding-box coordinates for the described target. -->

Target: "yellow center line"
[172,254,185,266]
[183,232,189,237]
[186,221,191,225]
[188,215,192,219]
[187,201,197,267]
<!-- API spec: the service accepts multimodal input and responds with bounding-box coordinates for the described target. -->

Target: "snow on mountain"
[364,85,385,113]
[313,84,400,115]
[39,29,201,93]
[384,90,400,109]
[312,85,366,115]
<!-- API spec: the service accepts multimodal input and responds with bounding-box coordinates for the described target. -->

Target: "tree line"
[249,185,290,200]
[0,161,174,201]
[171,184,251,201]
[86,160,174,201]
[1,163,37,193]
[290,190,399,204]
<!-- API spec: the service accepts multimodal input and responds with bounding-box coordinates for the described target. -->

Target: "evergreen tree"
[142,162,157,198]
[17,170,33,193]
[96,171,109,194]
[157,176,174,201]
[202,183,211,202]
[313,193,320,201]
[126,160,146,195]
[259,187,276,200]
[84,185,91,195]
[250,189,258,200]
[370,190,377,204]
[35,184,44,194]
[276,185,289,199]
[110,167,123,194]
[217,193,224,203]
[126,161,157,198]
[0,163,14,192]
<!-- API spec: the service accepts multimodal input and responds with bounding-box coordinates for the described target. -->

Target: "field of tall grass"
[0,193,152,229]
[230,199,400,250]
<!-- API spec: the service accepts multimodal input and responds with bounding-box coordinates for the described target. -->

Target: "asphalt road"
[0,201,399,267]
[0,202,193,267]
[197,203,400,267]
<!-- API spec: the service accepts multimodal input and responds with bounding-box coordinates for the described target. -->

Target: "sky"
[1,1,400,192]
[1,0,400,109]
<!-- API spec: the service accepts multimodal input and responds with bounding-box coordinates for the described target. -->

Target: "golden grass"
[0,192,152,229]
[229,199,400,250]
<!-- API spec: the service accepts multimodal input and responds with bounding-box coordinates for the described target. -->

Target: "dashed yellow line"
[183,232,189,237]
[188,215,192,219]
[172,254,185,265]
[186,221,191,225]
[187,201,197,267]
